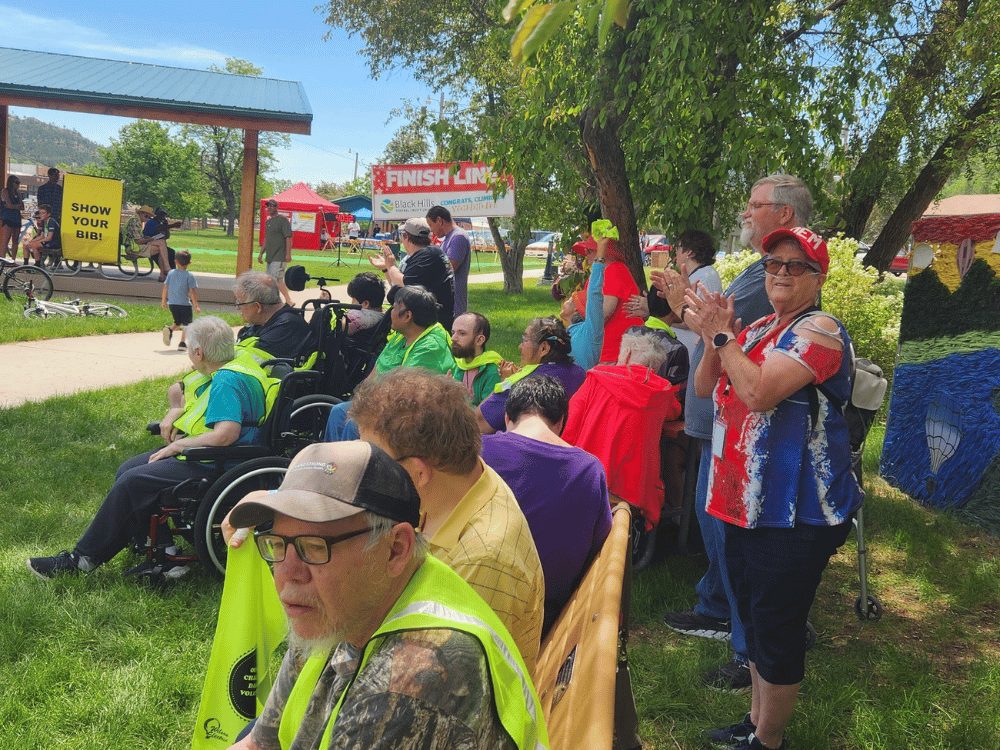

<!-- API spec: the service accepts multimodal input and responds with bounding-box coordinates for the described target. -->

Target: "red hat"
[762,227,829,274]
[571,236,597,256]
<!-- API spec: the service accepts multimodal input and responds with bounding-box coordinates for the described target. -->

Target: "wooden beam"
[237,129,259,275]
[0,93,311,135]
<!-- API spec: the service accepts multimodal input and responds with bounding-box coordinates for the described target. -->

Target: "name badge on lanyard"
[712,412,726,460]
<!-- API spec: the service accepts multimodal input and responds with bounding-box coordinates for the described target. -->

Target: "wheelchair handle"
[147,422,162,436]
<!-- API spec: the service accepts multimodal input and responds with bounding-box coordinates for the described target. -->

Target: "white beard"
[287,625,343,657]
[739,222,754,248]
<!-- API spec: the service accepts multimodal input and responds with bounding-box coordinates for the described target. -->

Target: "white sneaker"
[162,326,172,346]
[162,564,190,580]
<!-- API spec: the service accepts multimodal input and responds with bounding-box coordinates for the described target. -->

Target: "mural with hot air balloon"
[880,197,1000,528]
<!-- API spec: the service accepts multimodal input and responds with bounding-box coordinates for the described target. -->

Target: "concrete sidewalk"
[0,268,546,409]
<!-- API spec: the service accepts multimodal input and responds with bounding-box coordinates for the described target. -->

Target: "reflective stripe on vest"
[172,352,273,438]
[277,556,548,750]
[235,336,274,366]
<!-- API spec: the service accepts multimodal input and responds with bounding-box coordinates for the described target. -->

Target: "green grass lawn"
[0,296,242,344]
[2,282,998,748]
[170,227,548,278]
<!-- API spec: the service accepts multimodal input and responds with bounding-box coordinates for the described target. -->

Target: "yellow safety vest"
[277,556,549,750]
[172,352,276,439]
[237,335,319,371]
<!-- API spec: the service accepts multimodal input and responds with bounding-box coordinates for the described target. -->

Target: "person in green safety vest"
[222,441,548,750]
[322,285,455,442]
[450,311,502,406]
[233,272,314,364]
[26,317,268,581]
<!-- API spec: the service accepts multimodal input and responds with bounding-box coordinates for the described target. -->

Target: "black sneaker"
[706,712,755,746]
[177,341,187,350]
[703,658,753,692]
[124,559,191,580]
[731,733,787,749]
[662,609,730,641]
[26,551,80,579]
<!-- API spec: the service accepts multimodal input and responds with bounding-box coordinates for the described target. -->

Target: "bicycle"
[1,257,54,302]
[23,295,127,319]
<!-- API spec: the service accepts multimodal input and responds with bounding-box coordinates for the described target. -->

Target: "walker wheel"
[804,620,818,650]
[855,595,883,622]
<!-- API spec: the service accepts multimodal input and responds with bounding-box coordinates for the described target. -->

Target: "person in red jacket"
[563,327,682,528]
[591,238,644,363]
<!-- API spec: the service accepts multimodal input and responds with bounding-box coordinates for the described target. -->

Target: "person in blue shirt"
[560,237,607,371]
[134,205,171,281]
[27,316,266,580]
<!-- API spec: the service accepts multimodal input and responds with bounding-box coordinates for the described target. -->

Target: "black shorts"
[725,520,852,685]
[169,304,193,326]
[2,213,20,229]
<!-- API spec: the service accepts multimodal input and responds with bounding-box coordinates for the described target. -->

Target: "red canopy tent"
[260,182,340,251]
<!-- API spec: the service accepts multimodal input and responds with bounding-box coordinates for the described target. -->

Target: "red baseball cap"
[762,227,829,274]
[571,236,597,256]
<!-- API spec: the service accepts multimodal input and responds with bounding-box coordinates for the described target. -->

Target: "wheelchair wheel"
[3,265,54,301]
[282,394,342,450]
[194,456,290,578]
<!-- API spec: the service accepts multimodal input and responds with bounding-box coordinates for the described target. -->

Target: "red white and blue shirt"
[706,313,862,529]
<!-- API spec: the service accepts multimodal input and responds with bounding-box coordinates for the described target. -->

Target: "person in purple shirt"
[481,375,611,633]
[426,206,471,316]
[475,316,586,434]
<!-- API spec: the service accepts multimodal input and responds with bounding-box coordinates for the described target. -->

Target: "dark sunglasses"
[254,527,371,565]
[762,256,820,277]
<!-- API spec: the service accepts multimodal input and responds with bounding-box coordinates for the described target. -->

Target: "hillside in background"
[9,115,102,168]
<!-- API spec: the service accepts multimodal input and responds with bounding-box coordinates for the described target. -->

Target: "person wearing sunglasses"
[682,227,861,750]
[656,175,811,702]
[221,441,546,750]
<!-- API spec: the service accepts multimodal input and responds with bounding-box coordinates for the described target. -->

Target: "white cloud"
[0,6,227,67]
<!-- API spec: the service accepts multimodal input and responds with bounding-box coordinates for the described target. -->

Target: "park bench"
[532,501,638,750]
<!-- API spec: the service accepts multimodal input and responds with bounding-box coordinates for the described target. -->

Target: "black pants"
[75,450,216,565]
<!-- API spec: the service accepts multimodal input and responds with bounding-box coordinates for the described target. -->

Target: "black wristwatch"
[713,332,736,349]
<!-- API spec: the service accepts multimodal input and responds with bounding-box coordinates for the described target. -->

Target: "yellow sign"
[60,173,124,263]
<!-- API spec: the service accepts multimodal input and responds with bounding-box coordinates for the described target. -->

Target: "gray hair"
[184,316,236,364]
[363,511,429,564]
[233,271,281,305]
[617,329,672,370]
[753,174,813,225]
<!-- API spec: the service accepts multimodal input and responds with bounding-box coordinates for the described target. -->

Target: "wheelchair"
[132,365,330,582]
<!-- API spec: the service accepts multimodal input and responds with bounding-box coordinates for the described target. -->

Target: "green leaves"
[510,2,576,64]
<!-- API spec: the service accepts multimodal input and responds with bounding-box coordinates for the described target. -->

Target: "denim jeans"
[692,438,747,662]
[323,401,360,442]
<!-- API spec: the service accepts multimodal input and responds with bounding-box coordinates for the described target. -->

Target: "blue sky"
[2,2,435,184]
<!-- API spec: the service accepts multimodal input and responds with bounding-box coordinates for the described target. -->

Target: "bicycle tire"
[83,303,128,318]
[23,303,68,319]
[3,265,54,302]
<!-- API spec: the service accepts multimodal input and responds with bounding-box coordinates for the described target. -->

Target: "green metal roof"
[0,47,311,132]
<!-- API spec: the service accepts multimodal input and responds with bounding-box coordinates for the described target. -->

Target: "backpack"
[807,341,888,490]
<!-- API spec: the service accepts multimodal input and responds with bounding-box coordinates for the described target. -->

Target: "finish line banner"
[60,173,123,263]
[372,161,515,219]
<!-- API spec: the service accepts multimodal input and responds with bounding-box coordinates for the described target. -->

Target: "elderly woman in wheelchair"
[27,316,272,581]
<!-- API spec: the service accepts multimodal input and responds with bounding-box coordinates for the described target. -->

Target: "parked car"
[889,248,910,275]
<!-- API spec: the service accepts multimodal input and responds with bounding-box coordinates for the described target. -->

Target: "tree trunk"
[580,115,645,290]
[836,0,969,238]
[489,216,523,294]
[866,89,998,270]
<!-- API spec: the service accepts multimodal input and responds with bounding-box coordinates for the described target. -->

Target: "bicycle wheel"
[23,303,68,319]
[84,303,128,318]
[3,265,54,302]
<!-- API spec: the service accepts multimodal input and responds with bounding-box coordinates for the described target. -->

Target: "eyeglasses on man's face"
[746,201,783,211]
[762,256,820,277]
[254,528,372,565]
[233,300,258,308]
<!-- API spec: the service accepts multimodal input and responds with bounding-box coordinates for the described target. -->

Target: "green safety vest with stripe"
[277,555,549,750]
[236,336,319,371]
[172,351,278,439]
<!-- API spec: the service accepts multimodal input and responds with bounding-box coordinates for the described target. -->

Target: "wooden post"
[0,105,8,184]
[237,129,259,275]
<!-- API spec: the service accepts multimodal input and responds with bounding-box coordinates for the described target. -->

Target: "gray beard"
[739,223,754,248]
[287,625,343,657]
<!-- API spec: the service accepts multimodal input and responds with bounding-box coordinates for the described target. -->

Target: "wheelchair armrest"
[182,445,272,462]
[147,422,162,436]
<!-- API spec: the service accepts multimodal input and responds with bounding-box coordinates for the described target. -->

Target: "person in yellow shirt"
[350,367,545,669]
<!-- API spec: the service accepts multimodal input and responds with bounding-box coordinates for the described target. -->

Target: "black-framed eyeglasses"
[233,300,258,308]
[746,201,783,211]
[254,528,371,565]
[762,256,820,277]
